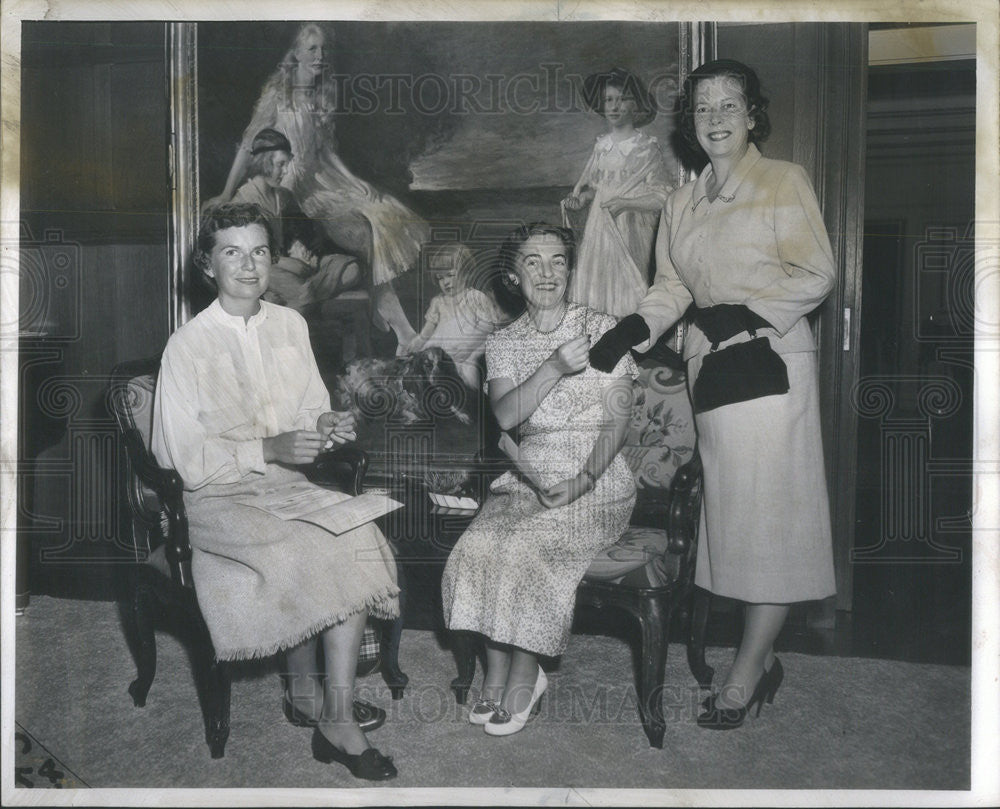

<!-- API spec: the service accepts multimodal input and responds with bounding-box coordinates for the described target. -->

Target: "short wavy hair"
[194,202,277,273]
[247,128,293,179]
[675,59,771,165]
[496,222,576,297]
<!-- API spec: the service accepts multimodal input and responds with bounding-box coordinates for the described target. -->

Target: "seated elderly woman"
[151,203,399,781]
[441,223,638,736]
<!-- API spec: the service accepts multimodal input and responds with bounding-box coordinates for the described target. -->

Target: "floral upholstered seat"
[584,359,697,588]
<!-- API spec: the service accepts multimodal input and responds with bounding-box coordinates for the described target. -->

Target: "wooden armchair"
[108,356,405,758]
[449,357,709,748]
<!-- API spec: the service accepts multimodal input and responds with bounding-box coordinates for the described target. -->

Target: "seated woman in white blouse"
[151,203,399,781]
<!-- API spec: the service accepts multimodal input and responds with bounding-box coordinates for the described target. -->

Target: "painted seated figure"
[232,128,360,312]
[335,243,510,426]
[402,242,509,389]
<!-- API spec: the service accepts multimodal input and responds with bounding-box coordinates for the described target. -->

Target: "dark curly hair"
[496,222,576,297]
[194,202,278,274]
[581,67,657,128]
[672,59,771,171]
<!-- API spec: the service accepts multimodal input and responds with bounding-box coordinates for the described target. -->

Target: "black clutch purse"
[692,335,790,414]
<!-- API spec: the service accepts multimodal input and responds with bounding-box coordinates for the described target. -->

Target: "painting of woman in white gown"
[203,23,429,351]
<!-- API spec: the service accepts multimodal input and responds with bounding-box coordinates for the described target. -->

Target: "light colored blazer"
[636,143,836,358]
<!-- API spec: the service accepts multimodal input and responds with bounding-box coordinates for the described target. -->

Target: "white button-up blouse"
[152,300,331,491]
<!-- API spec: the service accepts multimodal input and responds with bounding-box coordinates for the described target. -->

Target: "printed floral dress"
[441,305,638,656]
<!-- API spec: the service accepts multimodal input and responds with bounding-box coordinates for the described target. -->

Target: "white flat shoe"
[484,667,547,736]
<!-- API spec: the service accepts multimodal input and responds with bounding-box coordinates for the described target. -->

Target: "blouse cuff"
[235,439,267,477]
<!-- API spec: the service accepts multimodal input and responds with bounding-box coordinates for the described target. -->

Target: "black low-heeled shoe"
[284,697,387,732]
[697,657,784,731]
[311,728,397,781]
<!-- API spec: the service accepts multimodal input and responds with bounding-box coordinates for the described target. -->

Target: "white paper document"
[237,483,403,536]
[427,492,480,511]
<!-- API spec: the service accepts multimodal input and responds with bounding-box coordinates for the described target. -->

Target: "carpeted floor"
[14,595,969,794]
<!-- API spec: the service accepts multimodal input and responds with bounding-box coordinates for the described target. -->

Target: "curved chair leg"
[380,559,408,699]
[637,598,669,749]
[450,632,478,705]
[686,587,714,690]
[380,616,408,700]
[125,569,158,708]
[204,659,231,759]
[189,600,230,758]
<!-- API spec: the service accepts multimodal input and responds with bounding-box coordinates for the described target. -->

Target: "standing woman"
[207,23,429,351]
[442,223,638,736]
[591,59,837,729]
[563,68,672,317]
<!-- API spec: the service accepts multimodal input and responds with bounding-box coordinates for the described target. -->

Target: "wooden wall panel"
[19,22,171,602]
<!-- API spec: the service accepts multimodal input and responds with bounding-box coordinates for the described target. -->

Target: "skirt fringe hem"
[212,585,400,663]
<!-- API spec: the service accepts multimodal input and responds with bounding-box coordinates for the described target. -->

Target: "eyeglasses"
[693,101,749,117]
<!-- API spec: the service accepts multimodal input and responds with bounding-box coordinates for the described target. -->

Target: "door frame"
[813,25,868,612]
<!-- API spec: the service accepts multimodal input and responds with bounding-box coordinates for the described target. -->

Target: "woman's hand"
[601,197,632,217]
[563,189,595,211]
[550,335,591,375]
[589,314,650,372]
[288,240,318,268]
[317,411,358,446]
[538,471,592,509]
[201,194,231,214]
[262,430,327,465]
[356,182,380,203]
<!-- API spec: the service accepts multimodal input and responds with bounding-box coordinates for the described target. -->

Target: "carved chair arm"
[306,444,369,496]
[121,427,194,588]
[629,495,671,529]
[665,451,703,584]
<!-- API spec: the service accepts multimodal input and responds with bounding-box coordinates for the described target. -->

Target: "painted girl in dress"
[563,67,672,317]
[208,23,429,351]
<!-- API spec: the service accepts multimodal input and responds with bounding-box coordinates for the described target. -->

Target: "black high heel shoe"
[697,657,784,730]
[284,696,387,732]
[311,728,397,781]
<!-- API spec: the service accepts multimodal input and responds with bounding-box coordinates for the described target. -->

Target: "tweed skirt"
[689,347,836,603]
[184,464,400,661]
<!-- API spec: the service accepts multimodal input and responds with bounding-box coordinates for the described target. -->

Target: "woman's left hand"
[601,197,632,217]
[359,183,380,203]
[317,411,357,446]
[538,472,591,509]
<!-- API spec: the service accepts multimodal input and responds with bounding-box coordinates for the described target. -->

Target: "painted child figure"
[563,68,672,318]
[232,128,360,312]
[403,243,508,389]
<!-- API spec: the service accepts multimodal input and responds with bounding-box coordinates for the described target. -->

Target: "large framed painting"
[169,20,704,482]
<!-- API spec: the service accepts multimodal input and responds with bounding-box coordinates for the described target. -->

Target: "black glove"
[589,314,650,372]
[693,304,773,346]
